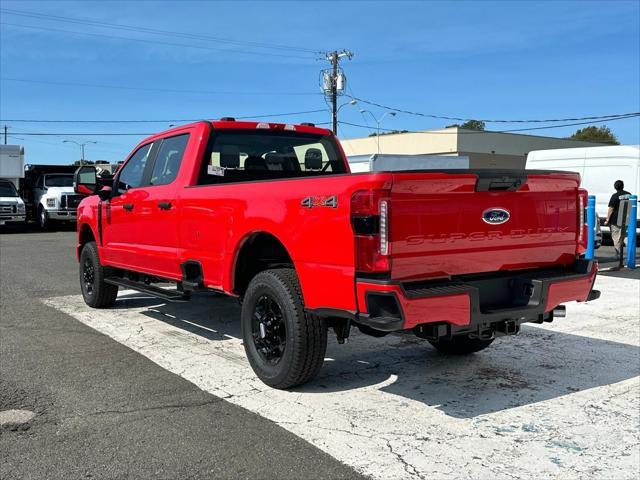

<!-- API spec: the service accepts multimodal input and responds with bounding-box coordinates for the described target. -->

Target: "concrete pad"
[43,275,640,479]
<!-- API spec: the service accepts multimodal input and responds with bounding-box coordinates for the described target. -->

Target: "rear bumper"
[355,259,598,335]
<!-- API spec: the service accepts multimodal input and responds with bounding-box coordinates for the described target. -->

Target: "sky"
[1,0,639,164]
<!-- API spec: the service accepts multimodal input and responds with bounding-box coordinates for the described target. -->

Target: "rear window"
[198,130,347,185]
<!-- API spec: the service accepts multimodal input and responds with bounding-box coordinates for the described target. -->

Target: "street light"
[337,98,357,113]
[63,140,97,166]
[359,109,397,154]
[333,99,357,135]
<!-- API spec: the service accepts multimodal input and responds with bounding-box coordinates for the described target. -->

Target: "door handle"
[123,203,134,211]
[158,201,172,210]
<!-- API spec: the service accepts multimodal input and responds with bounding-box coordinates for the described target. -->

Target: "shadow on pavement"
[0,222,76,234]
[114,291,639,419]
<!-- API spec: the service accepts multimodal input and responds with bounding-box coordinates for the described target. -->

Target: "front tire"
[429,335,494,355]
[38,207,50,230]
[241,268,327,389]
[79,241,118,308]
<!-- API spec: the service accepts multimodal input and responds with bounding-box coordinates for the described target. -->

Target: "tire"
[241,268,327,389]
[38,207,49,230]
[429,335,494,355]
[79,241,118,308]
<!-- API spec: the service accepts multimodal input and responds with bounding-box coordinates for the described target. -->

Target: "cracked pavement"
[3,230,639,479]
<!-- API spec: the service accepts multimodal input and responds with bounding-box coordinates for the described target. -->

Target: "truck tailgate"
[389,171,582,281]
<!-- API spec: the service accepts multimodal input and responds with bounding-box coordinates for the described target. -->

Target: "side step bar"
[105,277,190,302]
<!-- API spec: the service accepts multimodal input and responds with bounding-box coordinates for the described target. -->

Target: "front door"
[102,142,154,269]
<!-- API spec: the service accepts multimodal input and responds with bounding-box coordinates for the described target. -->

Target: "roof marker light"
[256,122,270,129]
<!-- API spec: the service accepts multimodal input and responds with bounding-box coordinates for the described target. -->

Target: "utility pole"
[331,51,338,135]
[3,125,7,145]
[323,50,353,135]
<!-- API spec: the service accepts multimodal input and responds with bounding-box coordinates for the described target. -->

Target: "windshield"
[45,174,74,187]
[198,130,347,185]
[0,182,18,197]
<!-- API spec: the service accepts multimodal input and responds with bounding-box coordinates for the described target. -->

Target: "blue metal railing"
[586,195,596,260]
[625,195,638,269]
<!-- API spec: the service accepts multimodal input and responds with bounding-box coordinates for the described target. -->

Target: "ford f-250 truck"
[74,119,600,388]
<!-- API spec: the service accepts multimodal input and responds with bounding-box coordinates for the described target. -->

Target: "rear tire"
[79,241,118,308]
[241,268,327,389]
[429,335,494,355]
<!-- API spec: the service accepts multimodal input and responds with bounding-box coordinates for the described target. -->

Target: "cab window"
[198,130,346,185]
[149,134,189,186]
[117,143,153,193]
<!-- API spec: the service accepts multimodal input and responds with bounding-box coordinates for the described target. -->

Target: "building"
[339,127,605,169]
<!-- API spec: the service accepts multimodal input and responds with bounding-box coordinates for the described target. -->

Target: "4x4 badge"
[301,195,338,209]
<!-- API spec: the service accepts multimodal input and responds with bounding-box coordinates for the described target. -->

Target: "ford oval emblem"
[482,208,510,225]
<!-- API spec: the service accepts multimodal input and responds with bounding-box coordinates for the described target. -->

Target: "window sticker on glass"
[208,165,225,176]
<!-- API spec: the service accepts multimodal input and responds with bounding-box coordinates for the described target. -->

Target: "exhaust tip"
[552,305,567,318]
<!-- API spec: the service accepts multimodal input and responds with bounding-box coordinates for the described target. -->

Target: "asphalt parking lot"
[1,227,639,479]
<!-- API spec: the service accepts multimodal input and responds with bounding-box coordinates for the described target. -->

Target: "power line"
[0,77,321,97]
[0,109,329,124]
[0,8,320,55]
[350,96,640,124]
[339,113,640,134]
[11,132,154,136]
[0,22,314,61]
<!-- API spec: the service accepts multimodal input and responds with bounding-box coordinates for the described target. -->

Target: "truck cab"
[33,173,82,228]
[22,165,84,229]
[0,179,26,226]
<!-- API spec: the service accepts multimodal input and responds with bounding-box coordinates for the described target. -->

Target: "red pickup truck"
[74,119,599,388]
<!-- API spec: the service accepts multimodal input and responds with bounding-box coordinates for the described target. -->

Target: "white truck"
[0,145,27,226]
[526,145,640,238]
[22,164,82,229]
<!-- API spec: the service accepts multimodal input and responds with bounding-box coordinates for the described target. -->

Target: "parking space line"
[43,276,640,480]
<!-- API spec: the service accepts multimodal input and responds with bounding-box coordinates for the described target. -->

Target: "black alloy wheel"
[241,268,327,389]
[251,294,287,365]
[82,257,95,295]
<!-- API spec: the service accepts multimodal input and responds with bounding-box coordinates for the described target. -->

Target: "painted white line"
[43,276,640,479]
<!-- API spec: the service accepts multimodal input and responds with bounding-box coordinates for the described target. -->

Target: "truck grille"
[60,194,82,210]
[0,203,16,215]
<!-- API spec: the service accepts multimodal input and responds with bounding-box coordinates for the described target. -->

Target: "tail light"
[577,188,588,254]
[351,189,391,273]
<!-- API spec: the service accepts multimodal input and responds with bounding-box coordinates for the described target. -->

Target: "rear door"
[134,133,191,277]
[389,170,581,281]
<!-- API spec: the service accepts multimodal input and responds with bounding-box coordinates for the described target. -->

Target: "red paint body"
[77,120,597,332]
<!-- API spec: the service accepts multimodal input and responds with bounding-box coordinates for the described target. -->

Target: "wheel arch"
[231,231,295,296]
[77,222,98,260]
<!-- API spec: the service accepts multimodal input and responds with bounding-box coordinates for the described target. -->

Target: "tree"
[445,120,485,131]
[71,160,95,166]
[368,129,409,137]
[569,125,619,145]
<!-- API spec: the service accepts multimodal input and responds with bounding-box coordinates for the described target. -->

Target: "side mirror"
[74,166,98,195]
[97,186,112,201]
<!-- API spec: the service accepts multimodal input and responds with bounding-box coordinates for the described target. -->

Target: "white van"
[527,145,640,235]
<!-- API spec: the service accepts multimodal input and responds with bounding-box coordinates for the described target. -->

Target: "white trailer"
[347,154,470,173]
[0,145,25,189]
[526,145,640,234]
